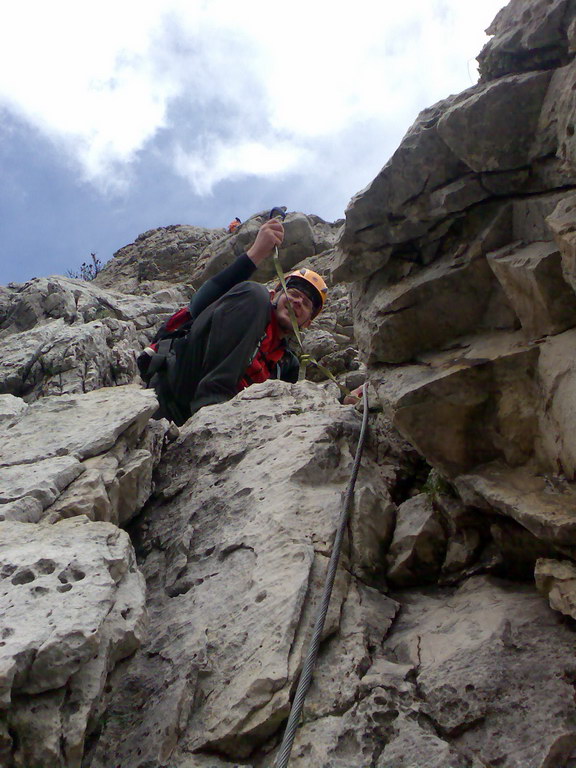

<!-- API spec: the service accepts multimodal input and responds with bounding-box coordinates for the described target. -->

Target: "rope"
[273,385,370,768]
[272,248,350,395]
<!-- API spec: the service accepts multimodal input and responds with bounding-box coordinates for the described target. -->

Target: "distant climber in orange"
[228,217,241,234]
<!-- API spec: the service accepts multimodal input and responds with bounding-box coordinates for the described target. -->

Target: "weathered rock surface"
[3,3,576,767]
[386,494,446,586]
[383,577,576,768]
[478,0,576,81]
[0,276,185,401]
[83,382,405,767]
[0,386,163,526]
[190,211,342,288]
[1,224,355,404]
[536,557,576,619]
[336,0,576,645]
[92,224,224,295]
[93,213,342,297]
[0,516,146,768]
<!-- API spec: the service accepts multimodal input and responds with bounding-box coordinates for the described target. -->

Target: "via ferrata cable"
[273,384,369,768]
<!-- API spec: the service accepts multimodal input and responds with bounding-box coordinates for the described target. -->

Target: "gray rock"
[93,224,223,295]
[478,0,575,81]
[190,211,340,288]
[0,394,27,426]
[0,386,157,466]
[386,494,446,586]
[373,332,540,477]
[487,240,576,339]
[535,557,576,619]
[386,577,576,767]
[84,382,402,767]
[456,462,576,546]
[0,386,162,526]
[0,516,146,768]
[351,251,508,365]
[437,71,552,173]
[547,193,576,294]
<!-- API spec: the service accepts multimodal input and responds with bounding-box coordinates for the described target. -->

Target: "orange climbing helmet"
[284,268,328,318]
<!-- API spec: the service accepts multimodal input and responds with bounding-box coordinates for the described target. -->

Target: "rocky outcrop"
[189,211,342,287]
[0,276,187,402]
[93,213,342,296]
[477,0,576,81]
[0,516,146,768]
[92,224,224,295]
[83,383,409,767]
[0,386,162,526]
[336,0,576,651]
[3,2,576,767]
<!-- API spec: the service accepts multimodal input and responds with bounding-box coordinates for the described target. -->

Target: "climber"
[227,217,241,233]
[151,217,328,426]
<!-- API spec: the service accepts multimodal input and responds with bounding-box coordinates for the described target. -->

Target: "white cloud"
[174,138,313,194]
[0,0,506,193]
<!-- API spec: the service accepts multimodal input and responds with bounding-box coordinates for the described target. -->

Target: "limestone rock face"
[382,577,576,768]
[0,516,146,768]
[92,214,342,296]
[336,0,576,632]
[535,557,576,618]
[92,224,224,295]
[190,211,341,286]
[478,0,576,81]
[386,494,446,586]
[82,382,407,767]
[3,3,576,767]
[0,277,185,401]
[0,386,163,526]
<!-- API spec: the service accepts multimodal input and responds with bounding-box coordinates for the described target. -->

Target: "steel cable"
[273,385,370,768]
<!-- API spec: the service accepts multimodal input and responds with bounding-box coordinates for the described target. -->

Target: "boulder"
[288,576,576,767]
[455,461,576,546]
[0,386,163,526]
[386,494,446,586]
[478,0,576,81]
[535,557,576,619]
[0,516,146,768]
[535,328,576,478]
[437,72,552,173]
[487,240,576,339]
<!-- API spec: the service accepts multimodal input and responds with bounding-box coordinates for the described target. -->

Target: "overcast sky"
[0,0,506,285]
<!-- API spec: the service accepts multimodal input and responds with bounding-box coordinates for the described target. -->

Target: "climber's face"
[272,288,314,335]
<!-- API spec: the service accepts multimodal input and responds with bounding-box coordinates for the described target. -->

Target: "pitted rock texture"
[84,382,407,767]
[478,0,576,81]
[76,382,576,768]
[3,3,576,767]
[0,516,146,768]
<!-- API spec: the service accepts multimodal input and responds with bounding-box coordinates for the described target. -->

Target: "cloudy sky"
[0,0,506,285]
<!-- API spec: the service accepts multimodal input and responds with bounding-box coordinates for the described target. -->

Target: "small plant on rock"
[67,252,103,281]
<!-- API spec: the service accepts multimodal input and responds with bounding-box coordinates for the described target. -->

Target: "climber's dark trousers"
[153,282,271,426]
